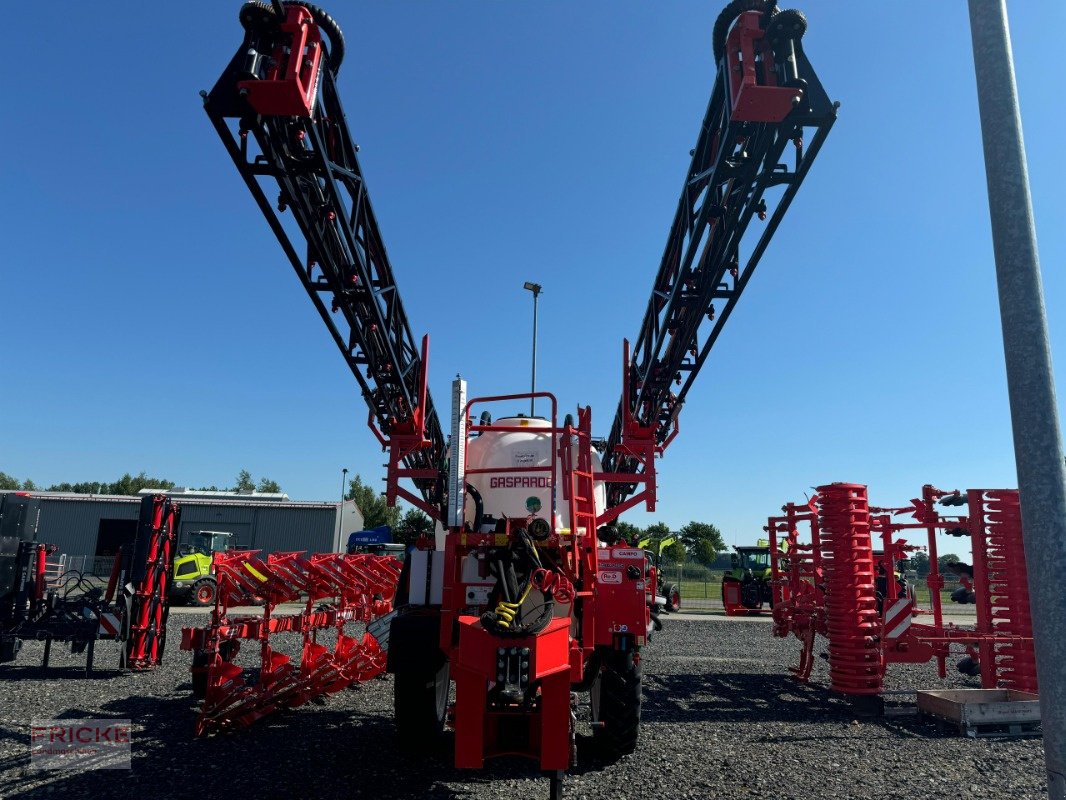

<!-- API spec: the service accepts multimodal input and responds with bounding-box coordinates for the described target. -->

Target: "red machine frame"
[438,391,650,772]
[768,483,1037,697]
[181,549,401,734]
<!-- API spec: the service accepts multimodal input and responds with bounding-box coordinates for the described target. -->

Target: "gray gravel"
[0,614,1047,799]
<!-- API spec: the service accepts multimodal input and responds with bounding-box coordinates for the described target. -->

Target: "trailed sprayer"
[201,0,834,794]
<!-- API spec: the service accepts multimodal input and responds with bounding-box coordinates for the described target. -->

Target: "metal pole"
[523,282,542,417]
[531,292,539,417]
[967,3,1066,796]
[338,467,348,551]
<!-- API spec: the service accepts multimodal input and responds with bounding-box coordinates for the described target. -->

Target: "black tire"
[957,656,982,678]
[712,0,778,63]
[190,578,217,608]
[394,661,450,745]
[591,650,642,759]
[191,650,209,699]
[664,583,681,613]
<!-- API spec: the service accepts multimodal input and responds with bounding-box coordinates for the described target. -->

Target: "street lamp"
[523,282,542,417]
[336,467,349,552]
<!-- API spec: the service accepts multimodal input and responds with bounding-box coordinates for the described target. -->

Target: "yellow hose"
[493,582,533,630]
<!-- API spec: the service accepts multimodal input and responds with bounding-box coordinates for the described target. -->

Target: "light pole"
[968,3,1066,796]
[523,282,542,417]
[337,467,348,550]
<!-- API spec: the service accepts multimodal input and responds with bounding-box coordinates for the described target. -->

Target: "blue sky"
[2,2,1062,556]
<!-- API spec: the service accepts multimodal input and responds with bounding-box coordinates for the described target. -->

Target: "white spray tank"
[463,415,606,535]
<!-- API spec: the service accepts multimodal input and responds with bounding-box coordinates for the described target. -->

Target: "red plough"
[180,550,401,734]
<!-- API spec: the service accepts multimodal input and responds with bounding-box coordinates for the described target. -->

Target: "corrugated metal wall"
[38,498,139,556]
[176,505,334,553]
[25,496,338,557]
[251,507,335,553]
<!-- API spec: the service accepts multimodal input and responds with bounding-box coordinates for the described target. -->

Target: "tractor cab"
[730,544,772,579]
[637,534,681,613]
[171,531,236,607]
[181,531,233,557]
[722,539,774,615]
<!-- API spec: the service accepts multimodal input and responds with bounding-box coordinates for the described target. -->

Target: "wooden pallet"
[917,689,1042,738]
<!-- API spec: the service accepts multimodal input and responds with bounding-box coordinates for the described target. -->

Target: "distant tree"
[0,472,21,490]
[395,508,434,545]
[907,551,931,578]
[937,553,962,571]
[257,477,282,493]
[234,470,256,492]
[21,479,36,490]
[644,522,672,541]
[678,521,726,567]
[638,522,686,562]
[346,474,401,530]
[614,521,642,544]
[47,481,103,493]
[107,472,175,495]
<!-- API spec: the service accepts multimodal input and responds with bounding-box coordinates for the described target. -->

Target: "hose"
[466,483,484,533]
[284,2,345,75]
[239,1,346,75]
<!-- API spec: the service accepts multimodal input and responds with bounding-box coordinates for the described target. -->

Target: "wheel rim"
[671,590,680,607]
[197,586,213,603]
[434,662,450,720]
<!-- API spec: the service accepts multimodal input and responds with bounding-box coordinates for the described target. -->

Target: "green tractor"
[721,540,774,616]
[638,535,681,614]
[169,531,234,607]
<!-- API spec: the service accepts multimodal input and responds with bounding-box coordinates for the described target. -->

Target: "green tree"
[234,470,256,492]
[395,507,434,545]
[678,521,726,567]
[937,553,962,572]
[637,522,685,562]
[107,472,175,495]
[907,551,931,578]
[21,479,36,490]
[614,521,642,544]
[346,474,401,530]
[257,477,282,493]
[0,472,21,490]
[644,522,672,541]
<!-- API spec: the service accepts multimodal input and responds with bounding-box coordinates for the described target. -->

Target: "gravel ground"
[0,614,1047,800]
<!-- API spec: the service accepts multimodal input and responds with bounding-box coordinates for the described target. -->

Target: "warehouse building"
[0,488,364,571]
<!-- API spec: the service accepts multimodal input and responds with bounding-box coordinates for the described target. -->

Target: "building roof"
[136,488,290,502]
[0,489,341,511]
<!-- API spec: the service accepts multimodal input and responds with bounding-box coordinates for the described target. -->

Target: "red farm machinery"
[0,492,179,674]
[198,0,835,794]
[767,483,1037,708]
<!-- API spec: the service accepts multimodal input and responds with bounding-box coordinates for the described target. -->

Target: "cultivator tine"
[182,551,402,734]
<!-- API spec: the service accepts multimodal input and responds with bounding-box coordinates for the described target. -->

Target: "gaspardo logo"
[30,719,132,770]
[488,476,551,489]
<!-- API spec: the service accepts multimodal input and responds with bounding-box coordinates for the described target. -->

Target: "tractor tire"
[664,583,681,613]
[957,656,982,678]
[394,661,450,746]
[591,650,642,759]
[191,650,209,699]
[191,578,217,608]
